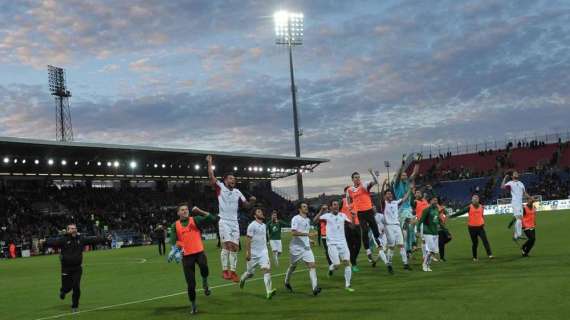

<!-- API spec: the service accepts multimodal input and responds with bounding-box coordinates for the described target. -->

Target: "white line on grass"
[33,268,306,320]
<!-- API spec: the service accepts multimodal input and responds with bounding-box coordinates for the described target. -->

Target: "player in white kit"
[373,209,389,266]
[313,200,355,292]
[284,202,322,296]
[239,208,277,299]
[382,180,411,274]
[501,170,531,241]
[207,155,256,283]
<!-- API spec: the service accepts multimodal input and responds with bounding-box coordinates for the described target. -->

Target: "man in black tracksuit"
[46,224,109,312]
[154,225,167,255]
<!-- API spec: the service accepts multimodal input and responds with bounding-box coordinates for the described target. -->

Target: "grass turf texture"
[2,211,570,320]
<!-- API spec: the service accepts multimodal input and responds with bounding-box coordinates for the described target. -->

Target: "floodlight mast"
[48,65,74,142]
[274,11,305,200]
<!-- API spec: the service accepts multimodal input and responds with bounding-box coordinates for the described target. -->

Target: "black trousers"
[157,239,166,255]
[468,226,492,259]
[61,265,82,308]
[358,209,381,250]
[522,229,536,255]
[438,230,452,260]
[345,226,362,266]
[182,252,209,303]
[322,238,332,265]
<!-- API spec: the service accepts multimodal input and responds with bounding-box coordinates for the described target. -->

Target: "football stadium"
[1,1,570,320]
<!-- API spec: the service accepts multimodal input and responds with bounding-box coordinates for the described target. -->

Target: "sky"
[1,0,569,197]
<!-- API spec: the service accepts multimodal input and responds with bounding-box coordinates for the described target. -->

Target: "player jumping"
[501,170,531,242]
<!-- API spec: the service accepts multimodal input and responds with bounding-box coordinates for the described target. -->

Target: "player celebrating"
[382,179,411,273]
[449,195,494,261]
[411,189,430,259]
[346,170,383,267]
[522,198,537,257]
[373,209,389,266]
[341,187,362,272]
[313,200,355,292]
[239,208,277,299]
[501,170,531,241]
[267,210,287,266]
[168,203,217,315]
[207,155,256,283]
[393,163,419,258]
[285,202,322,296]
[418,197,441,272]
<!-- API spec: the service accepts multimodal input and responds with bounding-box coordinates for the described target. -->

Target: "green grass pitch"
[2,211,570,320]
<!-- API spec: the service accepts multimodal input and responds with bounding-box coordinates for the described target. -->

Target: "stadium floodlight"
[61,160,67,166]
[194,164,200,170]
[34,159,39,165]
[248,167,252,172]
[260,167,264,172]
[74,161,79,165]
[22,159,26,164]
[274,10,305,200]
[233,166,238,171]
[113,161,120,168]
[253,166,258,172]
[161,164,166,168]
[13,158,18,164]
[212,165,216,171]
[48,159,54,165]
[97,161,102,166]
[106,161,112,167]
[3,157,9,164]
[129,161,137,169]
[153,164,158,168]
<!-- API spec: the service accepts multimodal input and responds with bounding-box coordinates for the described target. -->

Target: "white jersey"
[290,214,311,253]
[215,180,246,221]
[320,212,350,245]
[505,180,525,206]
[383,199,402,225]
[246,220,268,258]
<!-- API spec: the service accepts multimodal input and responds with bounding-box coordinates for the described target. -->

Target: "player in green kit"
[267,210,288,266]
[419,196,440,272]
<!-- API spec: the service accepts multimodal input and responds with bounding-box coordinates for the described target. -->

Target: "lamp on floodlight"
[48,159,54,166]
[194,164,200,170]
[34,159,40,165]
[22,159,26,164]
[233,166,238,171]
[113,161,120,168]
[129,161,137,169]
[3,157,9,164]
[274,10,305,200]
[61,160,67,166]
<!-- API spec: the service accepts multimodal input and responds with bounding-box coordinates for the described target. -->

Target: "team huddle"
[163,157,539,315]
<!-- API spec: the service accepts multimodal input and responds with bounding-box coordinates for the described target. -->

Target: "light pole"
[274,10,304,200]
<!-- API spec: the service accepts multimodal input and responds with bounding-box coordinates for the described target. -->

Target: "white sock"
[229,251,238,271]
[263,273,272,293]
[378,249,388,265]
[221,249,229,270]
[426,253,432,267]
[387,248,393,265]
[328,264,335,271]
[515,219,523,238]
[285,265,296,284]
[400,247,408,265]
[366,248,372,256]
[273,252,279,266]
[344,266,352,288]
[422,243,427,259]
[240,271,252,282]
[423,253,430,266]
[309,268,318,290]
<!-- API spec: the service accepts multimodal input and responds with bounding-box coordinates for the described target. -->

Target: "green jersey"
[169,213,218,246]
[267,220,287,240]
[419,206,440,235]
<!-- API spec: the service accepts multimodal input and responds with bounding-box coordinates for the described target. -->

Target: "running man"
[449,195,494,261]
[341,187,362,272]
[522,197,537,257]
[346,170,383,267]
[285,202,322,296]
[419,197,441,272]
[501,170,531,241]
[373,209,389,266]
[267,210,287,266]
[314,200,355,292]
[393,163,419,258]
[46,224,110,313]
[207,155,256,283]
[314,204,333,269]
[240,208,277,299]
[382,179,411,273]
[169,203,217,315]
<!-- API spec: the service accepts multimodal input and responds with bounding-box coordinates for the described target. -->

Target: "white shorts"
[327,242,350,265]
[247,252,270,273]
[423,234,439,253]
[269,240,282,253]
[512,204,523,217]
[385,224,404,247]
[290,249,315,264]
[219,219,240,245]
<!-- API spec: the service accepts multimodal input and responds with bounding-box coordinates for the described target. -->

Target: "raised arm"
[410,163,420,181]
[367,168,379,190]
[312,205,327,224]
[206,155,217,187]
[500,175,509,189]
[193,207,218,228]
[449,205,470,218]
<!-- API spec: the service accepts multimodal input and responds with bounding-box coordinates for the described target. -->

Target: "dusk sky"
[1,0,569,197]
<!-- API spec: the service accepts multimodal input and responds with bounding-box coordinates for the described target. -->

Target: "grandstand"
[0,136,328,258]
[406,134,570,206]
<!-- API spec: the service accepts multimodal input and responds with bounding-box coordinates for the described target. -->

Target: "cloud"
[128,58,159,73]
[98,64,120,73]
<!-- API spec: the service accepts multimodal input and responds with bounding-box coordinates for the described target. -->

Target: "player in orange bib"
[341,187,362,270]
[169,202,218,315]
[521,198,537,257]
[449,195,494,262]
[411,189,430,258]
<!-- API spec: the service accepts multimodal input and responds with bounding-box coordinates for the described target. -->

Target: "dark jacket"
[46,234,106,267]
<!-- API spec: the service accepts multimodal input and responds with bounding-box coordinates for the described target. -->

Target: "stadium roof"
[0,137,328,181]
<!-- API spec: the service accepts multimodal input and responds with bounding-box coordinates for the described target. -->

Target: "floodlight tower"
[274,10,305,200]
[48,65,74,142]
